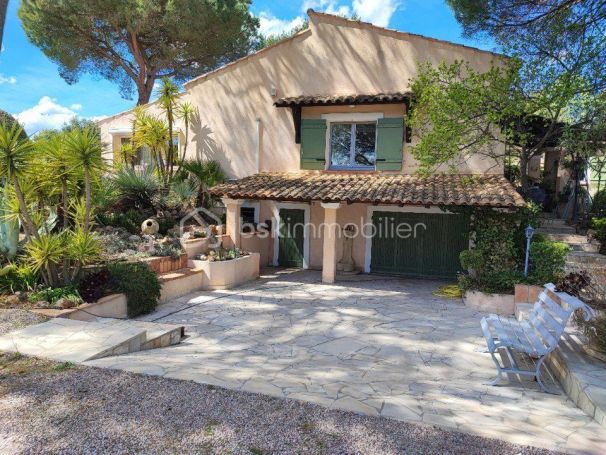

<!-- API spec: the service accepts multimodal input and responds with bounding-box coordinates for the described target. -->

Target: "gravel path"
[0,356,561,455]
[0,309,47,336]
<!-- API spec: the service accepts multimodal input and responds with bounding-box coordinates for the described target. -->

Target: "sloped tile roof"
[211,172,526,208]
[274,93,411,107]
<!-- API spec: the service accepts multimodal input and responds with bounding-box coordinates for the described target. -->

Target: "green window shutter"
[376,117,404,171]
[300,119,327,170]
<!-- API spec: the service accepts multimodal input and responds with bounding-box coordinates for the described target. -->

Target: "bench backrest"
[527,283,596,353]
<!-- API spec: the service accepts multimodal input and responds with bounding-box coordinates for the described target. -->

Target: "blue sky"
[0,0,494,135]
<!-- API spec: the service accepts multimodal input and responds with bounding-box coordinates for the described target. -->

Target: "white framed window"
[329,122,377,169]
[321,113,383,170]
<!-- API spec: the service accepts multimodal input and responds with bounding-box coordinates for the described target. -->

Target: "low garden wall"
[65,293,128,321]
[463,290,515,315]
[190,252,260,290]
[143,253,188,274]
[514,284,544,304]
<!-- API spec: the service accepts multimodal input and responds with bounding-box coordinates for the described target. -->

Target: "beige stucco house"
[98,10,524,283]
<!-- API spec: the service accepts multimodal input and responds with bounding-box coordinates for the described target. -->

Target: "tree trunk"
[519,152,530,191]
[62,177,69,229]
[12,175,39,240]
[83,168,91,232]
[137,86,153,105]
[180,123,189,163]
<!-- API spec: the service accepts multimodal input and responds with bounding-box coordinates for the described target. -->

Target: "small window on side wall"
[330,122,376,169]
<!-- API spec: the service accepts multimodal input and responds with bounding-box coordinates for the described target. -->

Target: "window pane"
[355,123,376,167]
[330,123,352,167]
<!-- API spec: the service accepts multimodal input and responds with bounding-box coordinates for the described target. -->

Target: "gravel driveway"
[0,353,560,455]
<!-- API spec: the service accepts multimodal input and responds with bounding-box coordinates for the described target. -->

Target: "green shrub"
[30,286,81,305]
[458,270,525,294]
[592,217,606,242]
[107,262,161,317]
[528,241,570,285]
[0,263,38,293]
[591,190,606,217]
[112,166,161,211]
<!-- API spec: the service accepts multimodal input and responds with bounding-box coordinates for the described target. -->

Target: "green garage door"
[370,211,469,279]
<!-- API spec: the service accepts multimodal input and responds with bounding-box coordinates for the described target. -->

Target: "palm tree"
[0,121,38,239]
[64,126,105,232]
[176,101,197,163]
[180,159,226,208]
[157,78,180,177]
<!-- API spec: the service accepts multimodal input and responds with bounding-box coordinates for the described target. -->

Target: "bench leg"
[487,349,504,386]
[535,356,560,395]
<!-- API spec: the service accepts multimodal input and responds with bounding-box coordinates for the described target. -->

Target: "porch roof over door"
[211,172,526,208]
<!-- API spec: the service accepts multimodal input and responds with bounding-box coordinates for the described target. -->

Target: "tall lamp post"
[524,225,535,277]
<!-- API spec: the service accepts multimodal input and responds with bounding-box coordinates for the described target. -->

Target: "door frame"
[271,202,310,269]
[363,205,458,273]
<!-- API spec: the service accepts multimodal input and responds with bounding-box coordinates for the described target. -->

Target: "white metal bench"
[481,283,595,393]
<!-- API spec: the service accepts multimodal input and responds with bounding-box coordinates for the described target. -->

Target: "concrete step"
[567,251,606,266]
[0,317,185,363]
[541,233,589,244]
[0,318,147,362]
[92,318,184,350]
[538,225,577,235]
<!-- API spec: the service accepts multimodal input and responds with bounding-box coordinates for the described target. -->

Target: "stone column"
[321,202,341,284]
[222,198,244,248]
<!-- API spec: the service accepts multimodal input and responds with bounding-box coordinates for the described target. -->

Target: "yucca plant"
[0,121,38,239]
[133,113,169,181]
[63,126,105,233]
[25,232,65,286]
[176,101,197,163]
[157,77,180,177]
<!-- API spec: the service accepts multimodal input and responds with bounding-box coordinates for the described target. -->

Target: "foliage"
[112,166,161,212]
[592,190,606,218]
[176,159,226,208]
[30,285,81,305]
[157,77,180,180]
[592,217,606,254]
[260,19,309,47]
[0,263,38,293]
[556,271,591,297]
[18,0,260,104]
[527,241,570,285]
[456,203,542,294]
[107,262,161,317]
[408,60,519,176]
[0,110,27,140]
[25,229,101,287]
[78,269,113,303]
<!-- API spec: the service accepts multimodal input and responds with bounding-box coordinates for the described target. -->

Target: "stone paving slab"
[0,318,146,362]
[80,270,606,453]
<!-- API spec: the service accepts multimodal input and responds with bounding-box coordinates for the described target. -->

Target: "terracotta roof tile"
[274,93,411,107]
[211,172,526,208]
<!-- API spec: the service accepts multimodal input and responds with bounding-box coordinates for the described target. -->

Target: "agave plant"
[112,165,161,212]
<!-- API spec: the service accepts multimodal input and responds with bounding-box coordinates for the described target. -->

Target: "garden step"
[538,225,577,235]
[91,318,184,350]
[0,318,147,363]
[566,252,606,266]
[541,233,589,244]
[0,317,185,363]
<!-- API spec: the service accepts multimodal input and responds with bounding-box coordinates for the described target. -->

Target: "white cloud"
[70,103,83,111]
[16,96,78,135]
[0,74,16,85]
[352,0,400,27]
[258,11,306,37]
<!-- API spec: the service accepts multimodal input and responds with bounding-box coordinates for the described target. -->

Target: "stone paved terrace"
[87,269,606,454]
